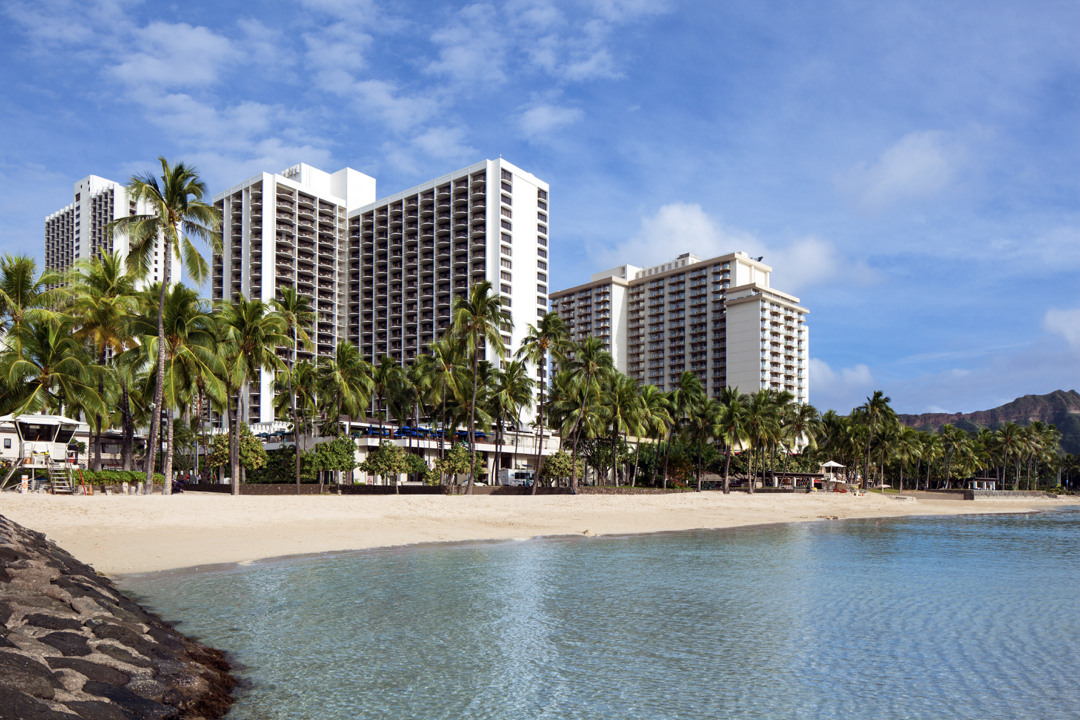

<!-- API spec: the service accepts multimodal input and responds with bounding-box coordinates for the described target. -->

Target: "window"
[538,212,547,222]
[538,189,548,200]
[501,181,512,192]
[538,200,547,210]
[501,220,511,231]
[537,224,547,234]
[501,232,512,244]
[3,439,9,449]
[501,258,512,269]
[501,284,511,294]
[503,297,512,306]
[501,207,512,218]
[501,271,512,282]
[501,245,512,256]
[501,169,513,181]
[538,284,547,293]
[501,194,512,205]
[538,260,547,270]
[537,248,547,259]
[537,236,547,247]
[537,272,547,282]
[537,296,547,306]
[538,308,546,317]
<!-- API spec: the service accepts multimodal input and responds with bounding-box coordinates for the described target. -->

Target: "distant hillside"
[897,390,1080,455]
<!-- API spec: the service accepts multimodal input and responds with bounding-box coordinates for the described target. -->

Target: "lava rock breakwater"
[0,514,236,719]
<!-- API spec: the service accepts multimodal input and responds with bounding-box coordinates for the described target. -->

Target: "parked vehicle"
[498,469,534,487]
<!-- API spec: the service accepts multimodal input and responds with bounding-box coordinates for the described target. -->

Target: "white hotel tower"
[212,159,549,424]
[45,175,179,287]
[550,252,809,403]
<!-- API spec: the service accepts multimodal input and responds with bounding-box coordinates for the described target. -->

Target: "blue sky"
[1,0,1077,415]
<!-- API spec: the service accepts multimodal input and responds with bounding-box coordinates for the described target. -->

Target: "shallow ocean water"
[124,509,1080,719]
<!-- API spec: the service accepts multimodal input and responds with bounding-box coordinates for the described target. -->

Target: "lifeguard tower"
[0,414,81,493]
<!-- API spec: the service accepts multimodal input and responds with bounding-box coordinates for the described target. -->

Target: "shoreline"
[2,491,1074,577]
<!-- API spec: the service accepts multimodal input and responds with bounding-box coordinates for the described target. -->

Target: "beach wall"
[0,513,236,718]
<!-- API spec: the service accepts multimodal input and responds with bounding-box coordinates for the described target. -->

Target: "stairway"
[49,463,73,495]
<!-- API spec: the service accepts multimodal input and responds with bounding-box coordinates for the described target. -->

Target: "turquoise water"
[124,510,1080,719]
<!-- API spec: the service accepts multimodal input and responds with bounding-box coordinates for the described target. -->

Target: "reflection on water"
[125,510,1080,719]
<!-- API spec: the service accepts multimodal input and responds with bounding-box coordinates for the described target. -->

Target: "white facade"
[551,251,809,402]
[45,175,178,288]
[212,164,377,423]
[348,159,550,418]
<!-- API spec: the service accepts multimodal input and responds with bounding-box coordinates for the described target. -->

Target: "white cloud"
[1043,308,1080,351]
[809,359,877,412]
[110,22,241,91]
[839,130,962,211]
[381,126,476,177]
[591,0,671,21]
[591,203,878,293]
[427,4,508,85]
[519,104,583,138]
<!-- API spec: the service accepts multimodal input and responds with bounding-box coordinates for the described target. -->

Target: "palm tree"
[782,401,821,484]
[635,384,672,487]
[317,340,374,437]
[131,285,224,491]
[562,336,613,493]
[600,372,644,486]
[664,371,705,489]
[685,395,720,492]
[515,312,570,493]
[490,360,535,482]
[218,297,288,495]
[451,281,509,493]
[0,317,106,421]
[743,390,779,494]
[109,158,222,488]
[715,387,749,494]
[272,287,315,494]
[920,433,944,490]
[0,255,67,358]
[855,391,896,490]
[894,427,921,495]
[939,424,970,490]
[371,355,408,437]
[69,252,138,471]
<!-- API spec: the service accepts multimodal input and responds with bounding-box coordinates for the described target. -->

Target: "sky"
[1,0,1077,415]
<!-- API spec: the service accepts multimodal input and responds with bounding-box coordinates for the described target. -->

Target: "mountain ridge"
[897,390,1080,454]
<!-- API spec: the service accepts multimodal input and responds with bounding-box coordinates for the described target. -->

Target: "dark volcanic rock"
[25,613,84,631]
[47,656,131,685]
[0,686,74,720]
[0,650,62,699]
[39,630,93,656]
[0,515,236,719]
[63,699,141,720]
[82,681,179,720]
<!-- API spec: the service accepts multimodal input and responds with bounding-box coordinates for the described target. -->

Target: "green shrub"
[71,470,165,486]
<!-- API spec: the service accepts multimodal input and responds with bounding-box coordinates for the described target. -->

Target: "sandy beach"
[0,491,1073,575]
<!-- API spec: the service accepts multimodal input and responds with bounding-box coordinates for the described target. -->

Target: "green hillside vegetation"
[898,390,1080,455]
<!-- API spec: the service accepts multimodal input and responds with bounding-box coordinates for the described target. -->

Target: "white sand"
[1,491,1074,575]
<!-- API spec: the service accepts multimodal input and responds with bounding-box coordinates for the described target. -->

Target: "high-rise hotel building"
[211,159,549,423]
[45,175,179,287]
[549,252,808,403]
[347,159,549,376]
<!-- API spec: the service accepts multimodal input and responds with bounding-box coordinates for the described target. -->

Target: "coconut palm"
[893,427,922,495]
[217,297,289,495]
[600,372,644,486]
[0,317,107,420]
[634,384,672,487]
[515,312,570,493]
[108,158,222,488]
[69,252,138,471]
[561,336,613,493]
[854,391,896,490]
[421,336,466,467]
[133,285,224,490]
[451,281,510,493]
[715,387,749,494]
[490,360,535,481]
[684,395,720,492]
[272,287,315,493]
[371,355,408,436]
[317,341,374,436]
[663,371,705,489]
[743,389,780,494]
[939,424,970,490]
[0,255,67,358]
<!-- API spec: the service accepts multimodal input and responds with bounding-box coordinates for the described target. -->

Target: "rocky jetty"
[0,514,236,719]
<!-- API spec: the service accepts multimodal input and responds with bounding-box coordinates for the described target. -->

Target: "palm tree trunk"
[230,385,242,496]
[145,234,171,490]
[723,444,732,494]
[121,381,133,472]
[531,384,545,496]
[696,437,703,492]
[466,348,479,494]
[662,431,671,490]
[163,408,175,492]
[568,373,594,495]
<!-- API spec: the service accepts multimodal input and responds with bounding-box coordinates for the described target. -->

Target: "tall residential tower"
[45,175,178,287]
[550,252,808,402]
